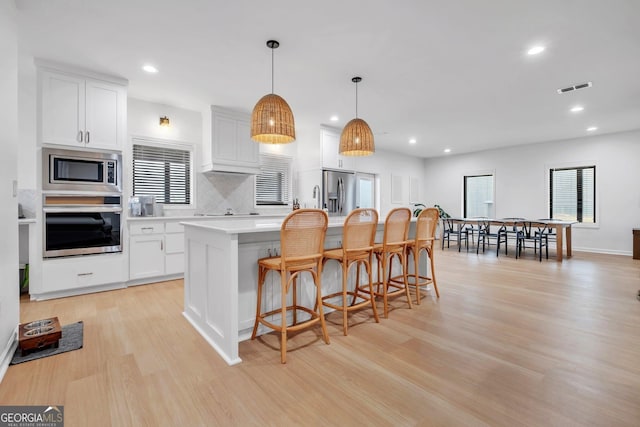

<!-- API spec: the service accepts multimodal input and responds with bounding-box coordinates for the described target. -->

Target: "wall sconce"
[159,116,170,127]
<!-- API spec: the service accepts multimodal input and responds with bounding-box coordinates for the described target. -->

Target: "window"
[464,174,494,217]
[255,154,291,206]
[549,166,595,223]
[132,142,192,205]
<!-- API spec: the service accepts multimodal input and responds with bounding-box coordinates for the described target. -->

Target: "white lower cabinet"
[129,234,165,279]
[40,253,124,296]
[128,220,185,284]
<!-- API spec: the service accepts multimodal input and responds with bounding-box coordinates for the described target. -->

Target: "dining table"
[446,217,576,262]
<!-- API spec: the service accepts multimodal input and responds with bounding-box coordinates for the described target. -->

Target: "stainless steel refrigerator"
[323,170,356,216]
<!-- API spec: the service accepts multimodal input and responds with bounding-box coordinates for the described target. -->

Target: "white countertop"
[181,215,390,234]
[127,213,285,221]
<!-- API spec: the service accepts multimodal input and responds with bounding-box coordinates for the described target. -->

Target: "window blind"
[132,144,191,204]
[255,155,291,206]
[549,166,595,222]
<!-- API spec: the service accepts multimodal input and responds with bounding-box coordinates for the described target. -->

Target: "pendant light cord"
[271,46,275,94]
[355,80,359,118]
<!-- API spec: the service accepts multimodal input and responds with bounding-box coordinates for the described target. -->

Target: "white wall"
[0,1,20,380]
[358,148,426,217]
[128,99,294,215]
[17,52,37,191]
[127,98,203,214]
[423,129,640,254]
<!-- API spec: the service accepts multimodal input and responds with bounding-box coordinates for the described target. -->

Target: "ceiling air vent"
[557,81,593,94]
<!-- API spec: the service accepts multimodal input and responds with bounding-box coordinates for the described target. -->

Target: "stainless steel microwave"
[42,147,122,193]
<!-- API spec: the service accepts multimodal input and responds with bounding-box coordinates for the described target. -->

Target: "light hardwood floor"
[1,248,639,426]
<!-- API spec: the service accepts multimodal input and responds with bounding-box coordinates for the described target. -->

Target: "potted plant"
[412,203,450,219]
[412,203,450,240]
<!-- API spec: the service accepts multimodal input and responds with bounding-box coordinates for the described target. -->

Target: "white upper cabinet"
[38,64,127,151]
[202,106,260,174]
[321,127,356,170]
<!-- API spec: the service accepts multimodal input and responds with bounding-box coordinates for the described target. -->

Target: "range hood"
[202,106,261,175]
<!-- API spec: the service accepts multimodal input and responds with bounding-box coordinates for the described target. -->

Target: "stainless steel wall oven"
[43,195,122,258]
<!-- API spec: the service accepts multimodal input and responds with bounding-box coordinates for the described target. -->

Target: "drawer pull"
[77,272,93,277]
[141,227,154,231]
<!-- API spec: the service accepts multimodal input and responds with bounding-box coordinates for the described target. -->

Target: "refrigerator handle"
[338,177,345,214]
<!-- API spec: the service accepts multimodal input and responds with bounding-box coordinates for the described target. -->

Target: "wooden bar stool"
[373,207,413,318]
[322,208,380,335]
[250,209,330,363]
[405,207,440,304]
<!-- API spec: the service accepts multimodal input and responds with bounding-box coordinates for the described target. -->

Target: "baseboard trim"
[572,248,633,256]
[0,327,18,383]
[127,274,183,287]
[30,282,126,301]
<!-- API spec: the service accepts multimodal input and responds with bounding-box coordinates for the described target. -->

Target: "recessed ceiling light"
[570,106,584,113]
[143,64,158,73]
[330,115,339,122]
[587,126,598,132]
[409,138,417,144]
[444,148,451,153]
[527,45,545,55]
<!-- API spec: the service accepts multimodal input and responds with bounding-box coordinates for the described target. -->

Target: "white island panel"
[183,226,241,365]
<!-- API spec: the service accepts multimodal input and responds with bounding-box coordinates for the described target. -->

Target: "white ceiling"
[14,0,640,158]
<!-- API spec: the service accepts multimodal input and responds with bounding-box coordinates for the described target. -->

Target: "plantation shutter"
[255,155,290,205]
[133,144,191,204]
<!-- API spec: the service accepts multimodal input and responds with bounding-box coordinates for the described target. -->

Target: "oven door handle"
[43,206,122,214]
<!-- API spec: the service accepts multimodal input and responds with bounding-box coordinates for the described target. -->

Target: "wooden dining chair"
[322,208,380,335]
[373,207,413,318]
[405,207,439,304]
[250,209,330,363]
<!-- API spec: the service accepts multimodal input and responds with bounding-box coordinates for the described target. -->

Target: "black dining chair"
[536,219,557,246]
[501,218,526,258]
[441,217,469,252]
[476,220,508,256]
[519,221,549,261]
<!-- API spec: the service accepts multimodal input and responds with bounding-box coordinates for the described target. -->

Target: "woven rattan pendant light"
[339,76,374,156]
[251,40,296,144]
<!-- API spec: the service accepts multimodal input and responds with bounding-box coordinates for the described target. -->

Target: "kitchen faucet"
[312,185,321,209]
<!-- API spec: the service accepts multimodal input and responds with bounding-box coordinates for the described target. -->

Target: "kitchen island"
[182,215,411,365]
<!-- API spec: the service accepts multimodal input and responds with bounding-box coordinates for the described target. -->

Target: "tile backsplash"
[196,172,256,214]
[163,171,290,217]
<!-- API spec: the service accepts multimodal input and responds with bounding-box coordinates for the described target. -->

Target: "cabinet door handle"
[78,130,83,142]
[161,240,163,251]
[85,131,90,143]
[268,248,272,257]
[77,272,93,277]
